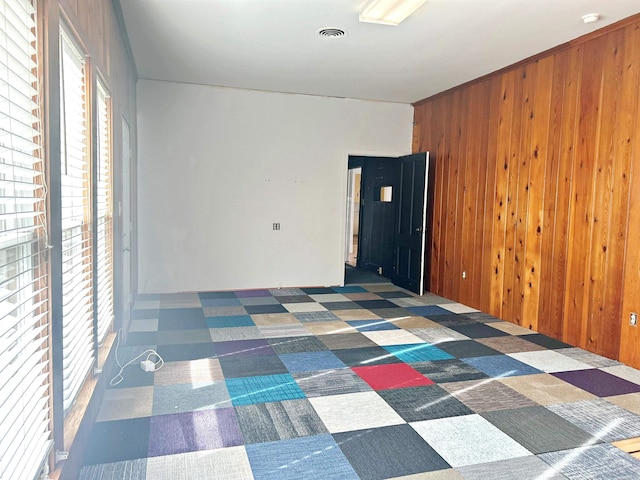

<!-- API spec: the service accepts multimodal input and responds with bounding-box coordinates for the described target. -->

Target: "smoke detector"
[582,13,600,24]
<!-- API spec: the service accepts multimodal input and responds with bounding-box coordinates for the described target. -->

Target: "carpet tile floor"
[80,283,640,479]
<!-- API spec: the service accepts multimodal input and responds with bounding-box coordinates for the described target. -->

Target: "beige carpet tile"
[332,309,381,321]
[96,386,154,422]
[389,316,441,329]
[498,373,596,405]
[440,379,539,413]
[302,321,357,336]
[145,446,254,480]
[476,336,548,354]
[153,358,224,386]
[486,321,537,336]
[437,303,479,314]
[606,393,640,415]
[343,292,384,301]
[250,313,299,325]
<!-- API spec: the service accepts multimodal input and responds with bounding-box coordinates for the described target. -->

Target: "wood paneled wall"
[413,15,640,367]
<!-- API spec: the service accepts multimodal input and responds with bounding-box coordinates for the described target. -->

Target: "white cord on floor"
[110,328,164,386]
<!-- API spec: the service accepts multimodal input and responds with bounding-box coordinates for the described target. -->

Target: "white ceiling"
[121,0,640,104]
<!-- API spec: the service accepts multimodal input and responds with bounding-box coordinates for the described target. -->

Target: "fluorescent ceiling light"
[359,0,430,26]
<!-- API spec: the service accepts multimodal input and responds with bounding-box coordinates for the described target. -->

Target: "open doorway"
[343,153,434,293]
[345,167,361,267]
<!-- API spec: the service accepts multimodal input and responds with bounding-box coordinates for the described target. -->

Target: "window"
[59,27,93,412]
[95,78,113,343]
[0,0,52,478]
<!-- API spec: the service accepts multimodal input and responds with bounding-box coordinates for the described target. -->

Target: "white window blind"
[60,27,93,412]
[95,79,112,343]
[0,0,52,479]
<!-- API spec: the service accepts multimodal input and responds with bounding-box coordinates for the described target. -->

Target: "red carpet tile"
[352,363,434,390]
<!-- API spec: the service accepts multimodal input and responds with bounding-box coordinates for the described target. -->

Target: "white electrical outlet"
[631,312,638,327]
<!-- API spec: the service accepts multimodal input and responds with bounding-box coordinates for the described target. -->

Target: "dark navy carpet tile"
[437,340,504,358]
[355,299,400,310]
[83,417,151,465]
[522,333,573,349]
[158,308,207,330]
[406,305,453,317]
[244,304,288,314]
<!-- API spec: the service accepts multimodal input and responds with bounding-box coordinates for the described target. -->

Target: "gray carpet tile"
[440,379,539,412]
[152,382,232,415]
[539,443,640,480]
[369,307,415,319]
[208,326,265,341]
[294,311,340,322]
[437,340,503,358]
[235,398,328,443]
[547,399,640,442]
[219,353,288,378]
[203,306,247,317]
[411,359,490,383]
[317,332,379,350]
[426,314,478,327]
[257,324,312,338]
[275,295,315,303]
[378,385,473,422]
[464,312,503,323]
[293,368,372,397]
[78,459,147,480]
[480,406,600,454]
[391,297,434,307]
[411,414,532,468]
[239,296,280,306]
[456,455,568,480]
[268,287,305,296]
[555,347,622,368]
[410,327,470,343]
[268,335,328,354]
[334,424,451,479]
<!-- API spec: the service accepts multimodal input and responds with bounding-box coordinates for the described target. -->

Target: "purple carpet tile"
[552,369,640,397]
[148,407,243,457]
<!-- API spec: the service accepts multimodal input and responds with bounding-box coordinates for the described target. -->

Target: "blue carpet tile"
[80,283,640,479]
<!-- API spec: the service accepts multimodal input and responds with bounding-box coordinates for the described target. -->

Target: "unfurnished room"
[2,1,640,479]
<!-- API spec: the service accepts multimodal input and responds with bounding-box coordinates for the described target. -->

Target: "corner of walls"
[136,80,413,293]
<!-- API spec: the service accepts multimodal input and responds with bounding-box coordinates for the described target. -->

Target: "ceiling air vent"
[317,28,347,38]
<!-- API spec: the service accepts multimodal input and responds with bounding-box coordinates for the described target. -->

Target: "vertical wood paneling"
[619,23,640,367]
[414,15,640,367]
[523,56,553,331]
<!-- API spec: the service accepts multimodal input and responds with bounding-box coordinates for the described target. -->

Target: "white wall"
[137,79,413,293]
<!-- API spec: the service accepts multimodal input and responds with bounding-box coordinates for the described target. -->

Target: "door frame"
[340,151,436,292]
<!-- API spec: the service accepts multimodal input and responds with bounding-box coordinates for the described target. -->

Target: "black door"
[357,157,400,277]
[392,152,430,294]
